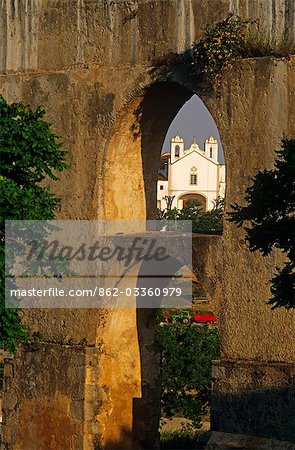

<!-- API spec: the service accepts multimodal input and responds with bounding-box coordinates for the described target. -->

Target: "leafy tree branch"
[229,139,295,309]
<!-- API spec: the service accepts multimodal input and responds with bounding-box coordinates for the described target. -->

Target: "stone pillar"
[1,314,148,450]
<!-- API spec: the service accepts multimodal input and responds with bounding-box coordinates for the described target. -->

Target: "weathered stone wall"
[1,0,295,448]
[2,235,223,449]
[2,344,87,449]
[207,431,295,450]
[1,0,294,75]
[1,0,295,220]
[205,57,295,364]
[205,57,295,443]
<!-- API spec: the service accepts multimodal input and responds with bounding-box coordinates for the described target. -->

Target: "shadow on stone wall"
[211,364,295,444]
[104,425,141,450]
[133,256,184,449]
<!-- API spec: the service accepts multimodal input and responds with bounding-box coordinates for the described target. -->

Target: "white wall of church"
[157,135,226,212]
[169,153,217,209]
[157,179,168,210]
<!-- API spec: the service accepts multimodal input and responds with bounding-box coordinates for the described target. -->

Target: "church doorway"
[178,193,207,210]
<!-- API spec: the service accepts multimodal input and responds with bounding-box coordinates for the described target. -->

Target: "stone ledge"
[205,431,295,450]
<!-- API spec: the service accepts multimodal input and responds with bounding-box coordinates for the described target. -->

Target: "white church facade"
[157,134,226,211]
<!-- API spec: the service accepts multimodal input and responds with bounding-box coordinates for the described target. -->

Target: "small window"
[160,185,164,190]
[190,174,197,185]
[210,147,213,158]
[175,145,180,157]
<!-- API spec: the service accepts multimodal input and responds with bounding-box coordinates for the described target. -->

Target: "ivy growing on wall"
[153,14,294,87]
[192,14,254,85]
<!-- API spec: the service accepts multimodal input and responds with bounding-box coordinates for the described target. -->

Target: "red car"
[193,313,217,323]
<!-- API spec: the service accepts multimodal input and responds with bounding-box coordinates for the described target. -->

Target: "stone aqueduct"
[1,0,295,448]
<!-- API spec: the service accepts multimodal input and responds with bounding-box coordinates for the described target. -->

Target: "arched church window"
[175,145,180,157]
[210,147,213,158]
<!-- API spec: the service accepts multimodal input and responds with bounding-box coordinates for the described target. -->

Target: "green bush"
[155,314,220,429]
[157,198,224,234]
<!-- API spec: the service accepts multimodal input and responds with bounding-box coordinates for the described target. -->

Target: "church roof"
[170,147,222,166]
[189,140,202,152]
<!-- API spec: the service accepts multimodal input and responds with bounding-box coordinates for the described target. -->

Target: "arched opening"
[100,82,224,449]
[157,94,225,216]
[154,94,224,442]
[178,193,207,210]
[102,87,225,220]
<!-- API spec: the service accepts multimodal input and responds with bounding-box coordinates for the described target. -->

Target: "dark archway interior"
[134,255,186,448]
[132,84,223,448]
[102,82,192,220]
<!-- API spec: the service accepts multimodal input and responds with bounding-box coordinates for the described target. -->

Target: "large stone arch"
[96,82,224,448]
[1,1,295,449]
[97,63,295,448]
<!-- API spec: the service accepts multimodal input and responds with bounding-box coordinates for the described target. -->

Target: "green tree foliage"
[157,198,224,234]
[229,139,295,309]
[155,317,220,429]
[179,199,224,233]
[0,96,67,352]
